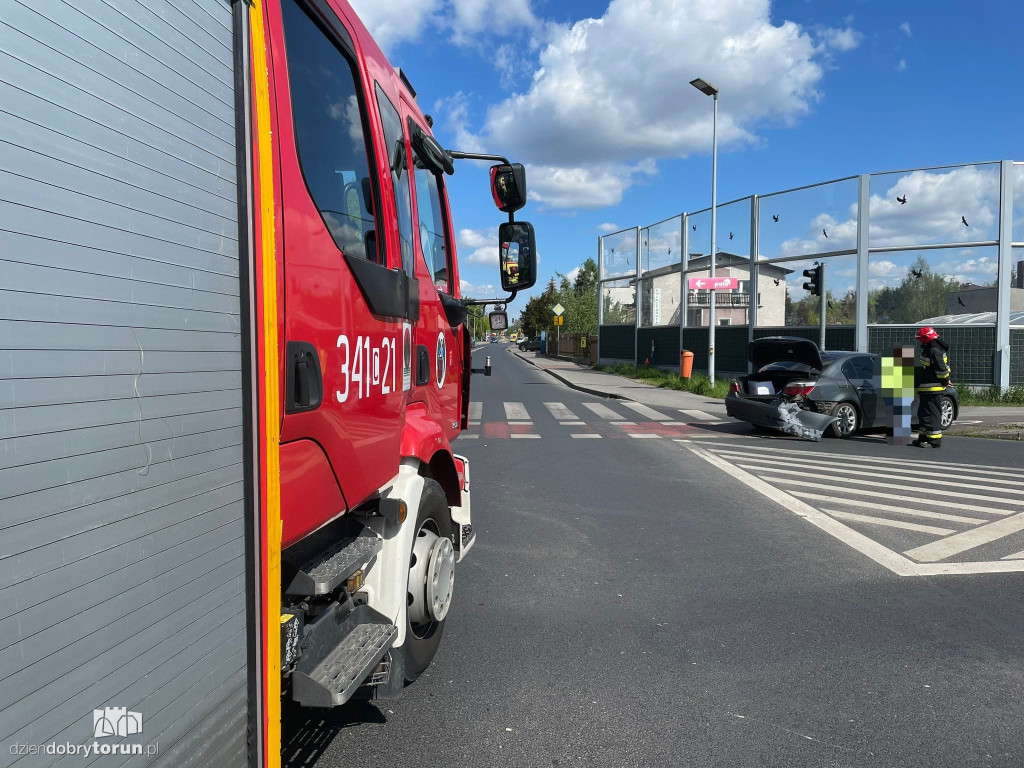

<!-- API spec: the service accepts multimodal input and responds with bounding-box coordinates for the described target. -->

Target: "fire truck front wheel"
[402,478,454,681]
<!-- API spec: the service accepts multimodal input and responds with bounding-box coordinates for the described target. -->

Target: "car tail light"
[728,380,740,393]
[782,381,816,397]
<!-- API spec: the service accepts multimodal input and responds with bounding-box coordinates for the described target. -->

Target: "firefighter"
[913,326,951,448]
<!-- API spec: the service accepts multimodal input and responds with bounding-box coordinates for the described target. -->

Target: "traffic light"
[803,263,824,296]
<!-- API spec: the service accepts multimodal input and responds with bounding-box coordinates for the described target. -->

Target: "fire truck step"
[286,532,381,596]
[292,620,397,708]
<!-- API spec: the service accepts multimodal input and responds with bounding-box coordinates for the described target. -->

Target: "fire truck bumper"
[452,454,476,561]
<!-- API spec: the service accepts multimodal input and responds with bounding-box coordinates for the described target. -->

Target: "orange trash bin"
[680,350,694,379]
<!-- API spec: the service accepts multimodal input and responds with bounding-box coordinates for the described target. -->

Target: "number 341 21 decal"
[335,334,398,403]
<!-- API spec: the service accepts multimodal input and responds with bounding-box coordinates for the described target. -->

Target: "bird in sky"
[962,216,969,227]
[692,224,697,231]
[822,228,828,238]
[772,214,779,223]
[773,278,780,286]
[911,268,923,279]
[897,195,907,205]
[729,232,734,240]
[957,296,966,307]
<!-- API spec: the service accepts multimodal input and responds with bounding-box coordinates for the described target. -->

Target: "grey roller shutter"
[0,1,251,766]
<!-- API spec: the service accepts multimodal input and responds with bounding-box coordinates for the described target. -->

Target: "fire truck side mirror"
[410,125,454,176]
[498,220,536,292]
[490,163,527,213]
[488,310,508,331]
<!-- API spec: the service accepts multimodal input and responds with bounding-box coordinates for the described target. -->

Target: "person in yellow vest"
[913,326,951,448]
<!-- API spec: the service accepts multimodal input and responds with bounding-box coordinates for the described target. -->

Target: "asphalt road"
[286,345,1024,768]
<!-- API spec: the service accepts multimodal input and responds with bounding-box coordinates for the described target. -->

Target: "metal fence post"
[996,160,1013,390]
[855,174,870,353]
[679,213,689,365]
[597,236,604,328]
[634,226,641,365]
[748,195,758,373]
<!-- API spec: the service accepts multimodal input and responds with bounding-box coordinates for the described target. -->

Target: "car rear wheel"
[939,395,955,429]
[828,402,859,439]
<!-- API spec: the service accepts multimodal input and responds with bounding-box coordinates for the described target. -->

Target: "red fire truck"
[0,1,535,766]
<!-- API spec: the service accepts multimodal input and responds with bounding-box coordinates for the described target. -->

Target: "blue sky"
[349,0,1023,314]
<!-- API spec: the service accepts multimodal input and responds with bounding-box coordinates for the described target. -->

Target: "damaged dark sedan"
[725,337,959,440]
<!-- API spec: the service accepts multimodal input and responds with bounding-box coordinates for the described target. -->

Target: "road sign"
[553,315,563,326]
[552,303,565,316]
[687,277,739,290]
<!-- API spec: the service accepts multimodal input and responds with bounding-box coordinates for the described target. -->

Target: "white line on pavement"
[759,476,1010,517]
[822,509,955,536]
[732,462,1024,509]
[504,402,531,420]
[1001,549,1024,560]
[570,434,602,439]
[509,434,541,439]
[610,421,636,426]
[583,402,625,420]
[709,449,1024,490]
[559,421,586,426]
[622,402,669,420]
[544,402,579,420]
[903,511,1024,562]
[791,492,986,525]
[688,445,916,576]
[628,434,661,439]
[459,434,479,439]
[711,444,1020,479]
[469,402,482,421]
[507,421,533,425]
[681,409,722,422]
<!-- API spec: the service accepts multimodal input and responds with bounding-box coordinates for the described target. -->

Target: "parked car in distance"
[725,336,959,439]
[518,336,543,351]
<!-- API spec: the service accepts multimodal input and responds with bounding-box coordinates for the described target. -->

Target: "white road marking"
[681,409,721,422]
[659,421,682,425]
[628,434,661,439]
[583,402,625,420]
[688,445,916,576]
[622,402,669,420]
[903,511,1024,562]
[468,421,481,426]
[791,492,986,525]
[559,421,586,426]
[469,402,482,421]
[823,509,955,536]
[571,434,602,439]
[609,421,636,426]
[713,451,1024,496]
[507,421,533,425]
[509,433,541,439]
[1001,549,1024,560]
[731,462,1024,510]
[759,476,1010,517]
[544,402,579,420]
[460,434,479,439]
[713,444,1020,480]
[504,402,531,421]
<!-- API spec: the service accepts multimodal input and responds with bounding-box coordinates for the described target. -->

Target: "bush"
[955,383,1024,406]
[594,363,732,399]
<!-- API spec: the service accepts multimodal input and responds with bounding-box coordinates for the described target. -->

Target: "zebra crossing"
[690,442,1024,576]
[457,400,738,440]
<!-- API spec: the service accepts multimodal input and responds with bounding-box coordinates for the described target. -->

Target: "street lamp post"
[690,77,718,385]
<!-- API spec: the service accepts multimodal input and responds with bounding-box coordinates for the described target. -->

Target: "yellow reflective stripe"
[916,386,944,392]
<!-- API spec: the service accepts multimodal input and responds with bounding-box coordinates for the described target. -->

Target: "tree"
[870,256,960,324]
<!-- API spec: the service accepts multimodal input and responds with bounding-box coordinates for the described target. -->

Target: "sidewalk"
[512,349,729,419]
[512,349,1023,434]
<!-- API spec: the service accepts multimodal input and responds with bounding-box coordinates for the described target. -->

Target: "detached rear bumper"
[451,454,475,561]
[725,393,837,440]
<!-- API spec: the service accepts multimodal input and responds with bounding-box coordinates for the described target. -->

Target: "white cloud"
[348,0,441,50]
[460,279,498,296]
[819,27,862,53]
[448,0,538,45]
[896,59,907,72]
[899,22,912,38]
[454,0,857,209]
[458,226,499,264]
[566,266,582,282]
[597,222,620,233]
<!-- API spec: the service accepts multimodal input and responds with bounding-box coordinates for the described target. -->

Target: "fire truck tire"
[402,478,453,682]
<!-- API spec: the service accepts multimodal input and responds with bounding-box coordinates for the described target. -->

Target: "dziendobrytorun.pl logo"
[8,707,158,758]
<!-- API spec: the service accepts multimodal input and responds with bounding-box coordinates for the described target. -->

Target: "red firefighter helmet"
[915,326,939,343]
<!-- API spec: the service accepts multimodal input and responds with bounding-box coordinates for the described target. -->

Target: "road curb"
[510,349,625,400]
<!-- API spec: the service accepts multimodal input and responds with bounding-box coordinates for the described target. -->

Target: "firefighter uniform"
[914,329,951,448]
